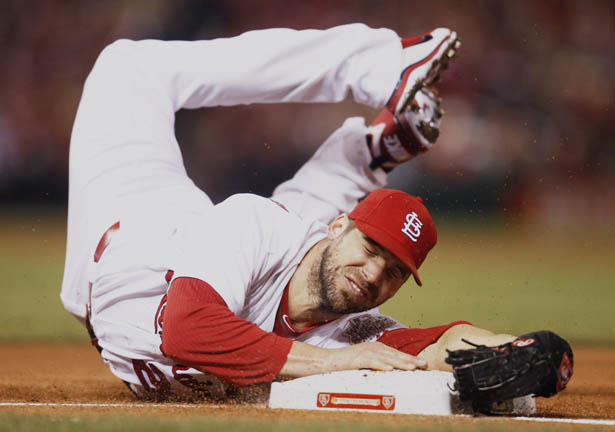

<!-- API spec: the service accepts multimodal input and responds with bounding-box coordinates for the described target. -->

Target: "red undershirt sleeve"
[160,277,293,387]
[376,320,472,356]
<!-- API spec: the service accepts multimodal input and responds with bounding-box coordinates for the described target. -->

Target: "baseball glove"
[445,330,573,409]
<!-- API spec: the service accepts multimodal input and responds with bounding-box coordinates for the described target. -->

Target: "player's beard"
[311,241,376,315]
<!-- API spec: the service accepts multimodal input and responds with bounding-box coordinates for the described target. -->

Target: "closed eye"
[363,246,377,257]
[361,234,410,279]
[387,267,402,279]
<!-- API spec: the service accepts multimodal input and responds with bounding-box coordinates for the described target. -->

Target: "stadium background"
[0,0,615,430]
[0,1,614,429]
[2,0,613,215]
[2,0,613,339]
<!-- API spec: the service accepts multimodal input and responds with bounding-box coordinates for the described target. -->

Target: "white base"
[268,370,535,416]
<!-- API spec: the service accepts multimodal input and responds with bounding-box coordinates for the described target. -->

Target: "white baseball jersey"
[61,24,408,398]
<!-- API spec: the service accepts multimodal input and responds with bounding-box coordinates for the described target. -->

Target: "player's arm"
[413,324,516,371]
[291,310,473,372]
[279,339,426,379]
[161,277,291,386]
[161,277,425,386]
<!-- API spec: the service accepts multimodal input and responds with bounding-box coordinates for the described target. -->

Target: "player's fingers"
[374,342,428,370]
[382,354,423,371]
[366,360,396,372]
[366,355,417,372]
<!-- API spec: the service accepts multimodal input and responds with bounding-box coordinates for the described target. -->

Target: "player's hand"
[278,340,427,380]
[327,341,428,372]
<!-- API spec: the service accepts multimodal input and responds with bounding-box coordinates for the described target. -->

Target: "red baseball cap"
[348,189,437,286]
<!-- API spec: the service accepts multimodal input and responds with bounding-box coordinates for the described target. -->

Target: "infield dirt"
[0,343,613,427]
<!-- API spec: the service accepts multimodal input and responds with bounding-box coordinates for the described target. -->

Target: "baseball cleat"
[367,87,443,171]
[386,28,460,116]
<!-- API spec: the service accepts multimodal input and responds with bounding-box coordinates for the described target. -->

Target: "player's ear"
[327,213,350,239]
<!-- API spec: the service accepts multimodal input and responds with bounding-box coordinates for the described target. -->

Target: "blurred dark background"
[1,0,613,230]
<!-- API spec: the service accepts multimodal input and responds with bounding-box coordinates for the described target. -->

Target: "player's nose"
[362,256,387,285]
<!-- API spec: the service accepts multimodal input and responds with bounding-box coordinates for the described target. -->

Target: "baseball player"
[61,24,573,404]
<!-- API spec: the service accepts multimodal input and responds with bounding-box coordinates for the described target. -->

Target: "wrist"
[278,341,330,378]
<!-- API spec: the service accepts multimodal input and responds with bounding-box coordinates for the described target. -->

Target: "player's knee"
[94,39,136,71]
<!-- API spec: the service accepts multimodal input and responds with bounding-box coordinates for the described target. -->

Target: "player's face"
[315,226,411,314]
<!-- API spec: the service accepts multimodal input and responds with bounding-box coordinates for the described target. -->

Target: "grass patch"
[0,207,86,342]
[1,207,613,345]
[381,219,615,346]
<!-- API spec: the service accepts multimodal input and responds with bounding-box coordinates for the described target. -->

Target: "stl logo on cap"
[348,189,437,286]
[401,212,423,242]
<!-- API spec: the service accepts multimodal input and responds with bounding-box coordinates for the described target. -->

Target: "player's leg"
[417,324,516,371]
[70,23,407,211]
[271,88,445,224]
[103,347,231,401]
[271,117,386,224]
[272,29,459,224]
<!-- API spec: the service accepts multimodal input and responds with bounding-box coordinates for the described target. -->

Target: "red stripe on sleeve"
[161,277,293,387]
[377,320,471,356]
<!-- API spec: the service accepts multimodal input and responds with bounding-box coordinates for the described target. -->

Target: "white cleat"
[386,28,460,115]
